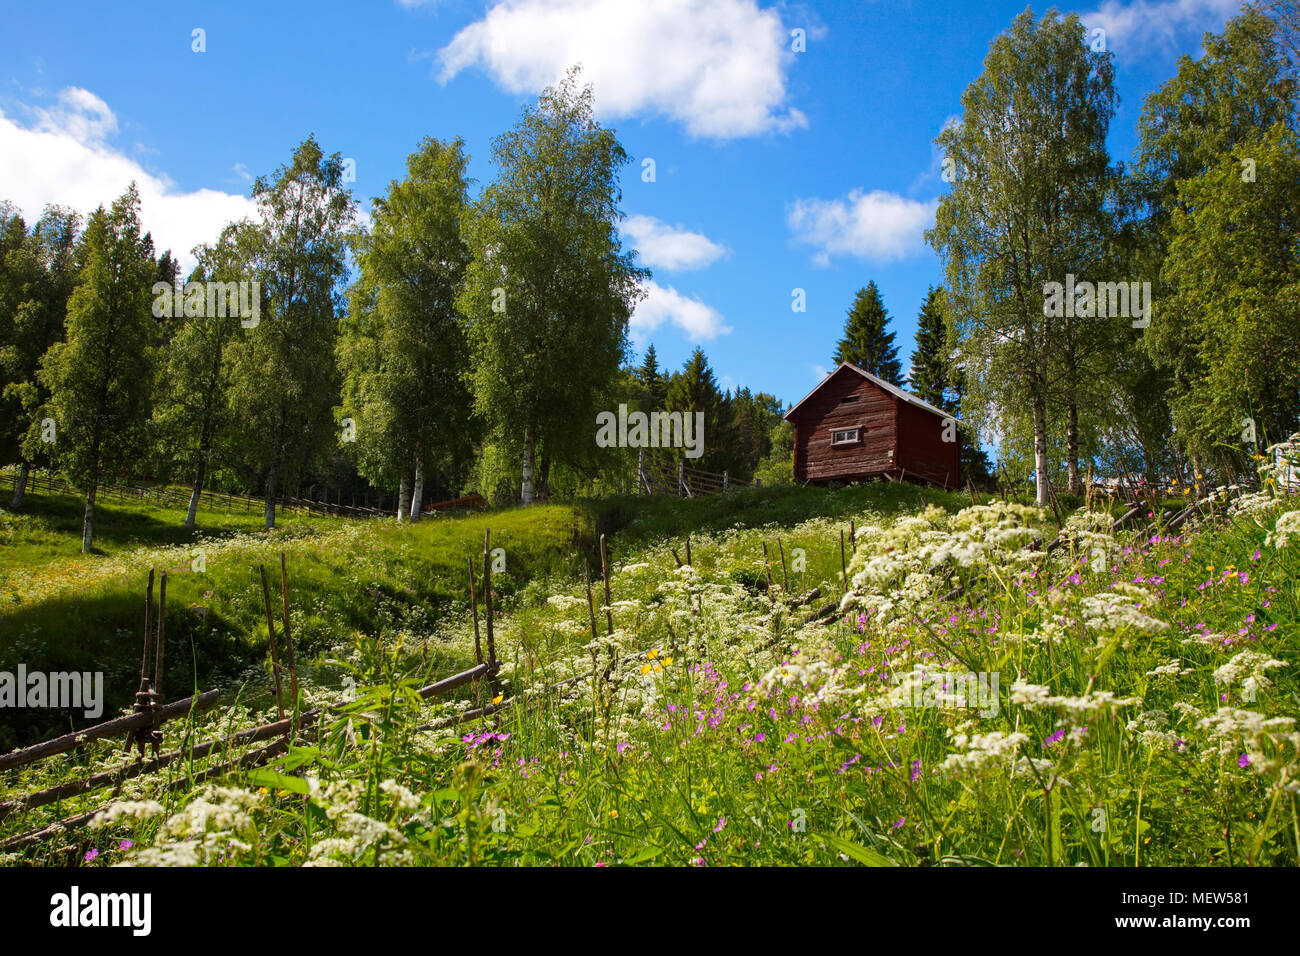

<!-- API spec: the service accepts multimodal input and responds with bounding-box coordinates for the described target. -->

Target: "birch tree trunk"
[396,473,410,522]
[10,461,29,508]
[264,411,284,530]
[409,463,425,522]
[1066,399,1082,496]
[185,457,207,529]
[81,478,98,554]
[520,423,536,505]
[1033,394,1050,508]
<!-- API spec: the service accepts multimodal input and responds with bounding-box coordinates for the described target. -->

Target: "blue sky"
[0,0,1244,409]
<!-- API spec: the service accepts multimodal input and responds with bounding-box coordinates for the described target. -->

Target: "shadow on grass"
[9,492,272,553]
[0,587,251,752]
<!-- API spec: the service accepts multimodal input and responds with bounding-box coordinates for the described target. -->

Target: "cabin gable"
[788,367,897,484]
[786,364,959,489]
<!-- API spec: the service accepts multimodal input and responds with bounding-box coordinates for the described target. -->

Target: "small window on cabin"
[831,428,861,446]
[841,395,860,403]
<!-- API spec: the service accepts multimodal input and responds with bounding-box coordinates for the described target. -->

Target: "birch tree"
[459,67,647,505]
[339,136,476,522]
[926,10,1117,506]
[152,224,250,527]
[36,185,155,551]
[226,137,355,529]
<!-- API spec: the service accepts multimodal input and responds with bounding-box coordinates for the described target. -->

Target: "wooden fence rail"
[636,451,753,498]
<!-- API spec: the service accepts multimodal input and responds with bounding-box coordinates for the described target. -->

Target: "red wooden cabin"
[785,363,960,489]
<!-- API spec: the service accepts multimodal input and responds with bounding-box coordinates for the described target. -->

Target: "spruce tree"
[665,347,731,472]
[908,286,951,408]
[0,206,78,508]
[637,343,666,407]
[833,281,904,385]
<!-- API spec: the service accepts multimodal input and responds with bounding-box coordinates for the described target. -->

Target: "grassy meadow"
[1,467,1297,867]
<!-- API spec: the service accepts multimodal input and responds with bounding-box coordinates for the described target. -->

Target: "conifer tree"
[832,281,904,385]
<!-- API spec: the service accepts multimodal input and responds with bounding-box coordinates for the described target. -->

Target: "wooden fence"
[0,544,508,853]
[636,450,754,498]
[0,470,478,521]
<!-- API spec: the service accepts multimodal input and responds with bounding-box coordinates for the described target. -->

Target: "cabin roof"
[784,362,952,422]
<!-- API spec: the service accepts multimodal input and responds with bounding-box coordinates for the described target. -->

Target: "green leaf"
[624,846,663,864]
[247,768,310,794]
[815,833,897,867]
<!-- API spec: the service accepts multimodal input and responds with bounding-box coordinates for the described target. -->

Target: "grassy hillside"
[0,491,592,748]
[2,478,1297,867]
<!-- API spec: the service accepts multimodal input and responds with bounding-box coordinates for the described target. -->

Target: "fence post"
[723,470,729,492]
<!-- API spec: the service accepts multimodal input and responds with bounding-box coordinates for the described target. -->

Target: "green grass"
[1,480,948,750]
[9,478,1293,868]
[0,491,590,748]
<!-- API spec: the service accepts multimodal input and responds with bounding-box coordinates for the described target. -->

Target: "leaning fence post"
[141,568,155,685]
[840,529,848,594]
[468,556,483,665]
[761,541,774,605]
[584,558,601,649]
[279,553,299,712]
[777,537,789,595]
[154,572,167,701]
[678,460,686,497]
[600,534,613,635]
[483,528,497,677]
[258,565,285,722]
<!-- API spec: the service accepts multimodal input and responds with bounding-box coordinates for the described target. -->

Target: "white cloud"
[631,279,731,344]
[32,87,118,142]
[1080,0,1240,52]
[622,214,726,271]
[435,0,806,138]
[787,189,938,265]
[0,88,258,277]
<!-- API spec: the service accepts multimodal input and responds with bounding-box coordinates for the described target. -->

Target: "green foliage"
[1135,6,1298,462]
[36,185,156,550]
[1,208,79,477]
[339,137,477,506]
[928,9,1118,505]
[224,137,356,527]
[458,67,647,504]
[150,225,249,525]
